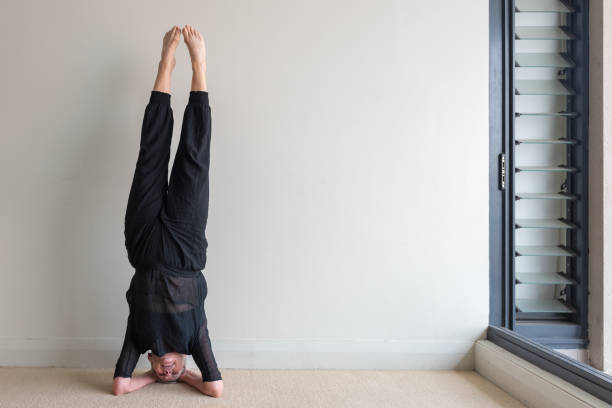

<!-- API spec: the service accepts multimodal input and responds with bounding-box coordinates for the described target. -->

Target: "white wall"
[0,0,489,370]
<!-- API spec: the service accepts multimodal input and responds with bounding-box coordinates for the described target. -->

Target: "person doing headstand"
[112,25,223,398]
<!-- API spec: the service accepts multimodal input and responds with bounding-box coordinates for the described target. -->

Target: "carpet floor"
[0,368,525,407]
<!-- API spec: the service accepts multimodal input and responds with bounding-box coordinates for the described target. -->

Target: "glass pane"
[515,192,578,200]
[515,0,573,13]
[516,272,576,285]
[516,165,577,172]
[515,53,574,67]
[515,245,577,256]
[516,298,575,313]
[515,218,576,229]
[515,138,577,144]
[515,26,575,40]
[515,80,574,95]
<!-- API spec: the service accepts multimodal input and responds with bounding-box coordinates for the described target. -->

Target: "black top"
[113,91,221,382]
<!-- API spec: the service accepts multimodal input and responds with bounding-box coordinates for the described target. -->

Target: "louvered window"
[502,0,589,348]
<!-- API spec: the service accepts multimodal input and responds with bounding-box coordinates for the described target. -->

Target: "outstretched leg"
[160,26,211,269]
[124,26,181,267]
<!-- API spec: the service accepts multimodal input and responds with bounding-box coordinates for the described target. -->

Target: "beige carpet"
[0,368,525,407]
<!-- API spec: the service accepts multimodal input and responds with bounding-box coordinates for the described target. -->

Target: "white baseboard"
[0,337,475,370]
[475,340,610,408]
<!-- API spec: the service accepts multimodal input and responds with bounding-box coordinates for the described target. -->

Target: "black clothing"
[113,90,221,382]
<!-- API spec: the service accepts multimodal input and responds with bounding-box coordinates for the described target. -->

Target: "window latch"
[499,153,506,191]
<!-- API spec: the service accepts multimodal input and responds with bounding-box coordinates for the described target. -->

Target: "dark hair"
[157,378,179,384]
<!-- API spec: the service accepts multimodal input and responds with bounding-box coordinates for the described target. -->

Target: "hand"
[177,367,191,382]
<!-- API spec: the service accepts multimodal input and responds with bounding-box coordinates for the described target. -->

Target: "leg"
[163,91,211,226]
[124,91,173,266]
[158,91,211,268]
[158,26,211,269]
[163,25,209,225]
[164,25,209,225]
[124,27,181,266]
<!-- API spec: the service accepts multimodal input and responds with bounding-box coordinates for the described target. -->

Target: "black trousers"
[124,90,211,272]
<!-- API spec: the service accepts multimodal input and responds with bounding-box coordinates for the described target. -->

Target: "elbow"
[112,385,126,396]
[204,380,224,398]
[209,389,223,399]
[207,390,223,398]
[112,377,129,396]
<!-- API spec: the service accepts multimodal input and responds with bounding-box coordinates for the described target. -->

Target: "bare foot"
[160,26,181,70]
[182,25,206,68]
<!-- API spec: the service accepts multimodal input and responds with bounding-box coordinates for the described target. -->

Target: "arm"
[112,313,146,395]
[113,369,158,396]
[178,369,223,398]
[178,315,223,398]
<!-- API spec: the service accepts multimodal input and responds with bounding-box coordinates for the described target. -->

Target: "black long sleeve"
[113,312,141,378]
[191,311,222,382]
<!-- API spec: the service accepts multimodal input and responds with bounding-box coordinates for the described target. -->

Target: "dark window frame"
[488,0,612,403]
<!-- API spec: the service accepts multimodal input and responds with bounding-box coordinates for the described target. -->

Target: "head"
[148,352,187,383]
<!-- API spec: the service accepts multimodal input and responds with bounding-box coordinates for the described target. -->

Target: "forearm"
[113,313,141,384]
[178,369,222,397]
[129,370,158,392]
[113,370,157,395]
[178,369,205,391]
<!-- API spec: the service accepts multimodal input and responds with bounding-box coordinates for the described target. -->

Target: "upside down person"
[112,25,223,398]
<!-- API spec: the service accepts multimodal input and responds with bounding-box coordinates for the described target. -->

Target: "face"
[148,352,186,382]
